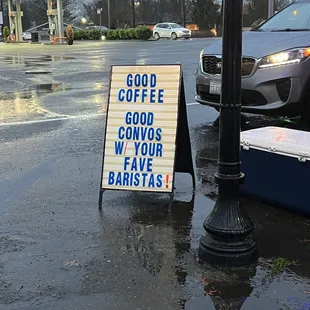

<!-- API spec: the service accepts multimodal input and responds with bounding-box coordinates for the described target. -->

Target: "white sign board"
[101,65,181,192]
[0,12,3,25]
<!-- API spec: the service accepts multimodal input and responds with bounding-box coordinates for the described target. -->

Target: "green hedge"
[74,26,152,41]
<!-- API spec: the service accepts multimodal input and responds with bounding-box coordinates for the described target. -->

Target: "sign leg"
[168,192,174,211]
[175,76,196,195]
[192,173,196,191]
[98,191,104,208]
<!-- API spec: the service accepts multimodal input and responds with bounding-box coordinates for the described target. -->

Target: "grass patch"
[271,257,298,275]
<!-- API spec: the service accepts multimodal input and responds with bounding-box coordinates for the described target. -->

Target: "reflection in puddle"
[0,55,75,68]
[92,93,107,113]
[0,83,67,122]
[28,83,69,93]
[0,83,68,101]
[190,116,310,309]
[94,83,103,90]
[1,55,75,64]
[89,56,106,72]
[136,59,147,65]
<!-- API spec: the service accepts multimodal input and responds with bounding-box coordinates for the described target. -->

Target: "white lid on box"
[241,126,310,160]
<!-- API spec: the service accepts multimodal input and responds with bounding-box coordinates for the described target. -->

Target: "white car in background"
[23,32,31,40]
[153,23,191,40]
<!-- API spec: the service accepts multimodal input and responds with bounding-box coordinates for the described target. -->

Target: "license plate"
[210,81,221,95]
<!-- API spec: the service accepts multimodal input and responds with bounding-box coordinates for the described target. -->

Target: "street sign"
[97,8,102,14]
[0,12,3,25]
[99,65,195,206]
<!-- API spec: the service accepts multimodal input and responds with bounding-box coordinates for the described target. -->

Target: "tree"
[22,0,71,29]
[275,0,291,11]
[243,0,291,27]
[192,0,220,30]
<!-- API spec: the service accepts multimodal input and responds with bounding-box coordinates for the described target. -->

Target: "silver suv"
[153,23,191,40]
[195,0,310,122]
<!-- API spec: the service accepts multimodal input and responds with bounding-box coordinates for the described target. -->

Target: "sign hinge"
[268,147,277,152]
[298,157,307,163]
[242,142,250,151]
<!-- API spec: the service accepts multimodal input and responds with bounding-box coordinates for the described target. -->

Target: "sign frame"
[98,64,195,207]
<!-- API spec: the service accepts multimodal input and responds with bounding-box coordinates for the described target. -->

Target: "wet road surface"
[1,40,310,310]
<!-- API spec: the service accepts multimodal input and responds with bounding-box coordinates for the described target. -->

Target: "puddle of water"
[94,115,310,309]
[186,115,310,309]
[0,83,68,101]
[98,187,310,310]
[0,55,75,66]
[0,83,68,122]
[0,55,75,71]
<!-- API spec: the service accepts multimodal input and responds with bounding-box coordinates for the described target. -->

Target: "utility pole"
[0,0,3,36]
[97,8,102,26]
[181,0,186,28]
[15,0,23,42]
[56,0,64,38]
[107,0,111,28]
[268,0,274,18]
[131,0,136,28]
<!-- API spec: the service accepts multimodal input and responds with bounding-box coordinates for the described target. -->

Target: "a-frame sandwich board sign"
[99,64,195,207]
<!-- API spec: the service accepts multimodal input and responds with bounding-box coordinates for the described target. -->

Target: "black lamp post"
[198,0,258,266]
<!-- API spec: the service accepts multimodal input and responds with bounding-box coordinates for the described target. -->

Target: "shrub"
[3,26,10,42]
[106,29,118,40]
[73,26,152,41]
[126,28,136,39]
[73,29,107,40]
[251,18,265,30]
[135,26,152,40]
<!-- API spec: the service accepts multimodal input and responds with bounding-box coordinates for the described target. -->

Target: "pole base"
[198,234,258,266]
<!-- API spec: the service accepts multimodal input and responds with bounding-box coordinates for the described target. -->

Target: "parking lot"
[1,39,310,310]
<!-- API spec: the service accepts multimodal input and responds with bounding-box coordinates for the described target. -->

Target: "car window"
[162,24,168,29]
[258,2,310,31]
[157,24,163,28]
[169,23,182,28]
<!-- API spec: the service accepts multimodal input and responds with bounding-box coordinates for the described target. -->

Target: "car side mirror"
[167,26,171,29]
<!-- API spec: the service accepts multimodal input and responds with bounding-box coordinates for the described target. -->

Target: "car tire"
[171,32,177,40]
[154,32,160,40]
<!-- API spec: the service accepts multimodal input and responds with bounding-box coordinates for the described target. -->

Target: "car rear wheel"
[171,32,177,40]
[154,32,160,40]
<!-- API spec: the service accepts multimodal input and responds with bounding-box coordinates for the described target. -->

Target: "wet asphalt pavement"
[1,40,310,310]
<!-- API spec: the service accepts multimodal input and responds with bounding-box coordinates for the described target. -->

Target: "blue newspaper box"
[240,126,310,216]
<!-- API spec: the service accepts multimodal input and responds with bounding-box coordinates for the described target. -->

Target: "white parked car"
[23,32,31,40]
[153,23,191,40]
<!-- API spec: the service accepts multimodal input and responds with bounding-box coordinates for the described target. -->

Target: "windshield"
[169,23,182,28]
[258,2,310,31]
